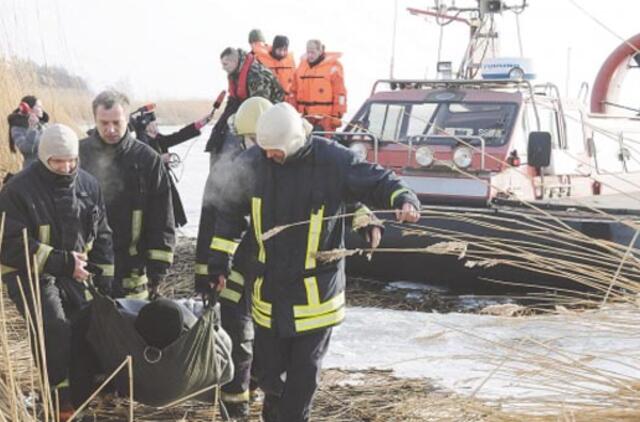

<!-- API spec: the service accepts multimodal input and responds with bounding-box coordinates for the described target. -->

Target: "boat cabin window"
[351,101,516,146]
[424,103,516,146]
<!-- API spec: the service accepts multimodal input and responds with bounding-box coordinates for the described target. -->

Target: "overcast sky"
[1,0,639,114]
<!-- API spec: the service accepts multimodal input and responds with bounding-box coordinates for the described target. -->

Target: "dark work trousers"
[6,276,88,388]
[254,326,332,422]
[220,289,254,403]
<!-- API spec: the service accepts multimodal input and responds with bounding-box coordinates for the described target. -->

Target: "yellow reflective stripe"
[303,276,320,306]
[252,307,272,328]
[390,188,410,207]
[305,207,324,270]
[228,270,245,286]
[195,263,208,276]
[84,240,94,253]
[84,288,94,301]
[147,249,174,264]
[35,244,53,273]
[97,264,115,277]
[294,290,345,318]
[295,307,345,332]
[252,277,272,315]
[126,290,149,300]
[252,197,266,263]
[220,288,242,303]
[210,237,239,255]
[0,264,17,275]
[221,390,250,403]
[54,378,69,390]
[38,225,50,244]
[128,210,143,256]
[122,273,148,289]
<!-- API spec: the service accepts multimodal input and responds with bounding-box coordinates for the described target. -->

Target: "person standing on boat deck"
[248,28,271,63]
[7,95,50,167]
[0,124,114,421]
[289,39,347,132]
[204,46,285,153]
[79,90,175,300]
[253,35,296,97]
[206,102,420,422]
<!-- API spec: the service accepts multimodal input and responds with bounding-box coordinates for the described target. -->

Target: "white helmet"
[256,102,312,159]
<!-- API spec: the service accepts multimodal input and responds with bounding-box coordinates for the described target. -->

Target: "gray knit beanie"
[38,124,79,171]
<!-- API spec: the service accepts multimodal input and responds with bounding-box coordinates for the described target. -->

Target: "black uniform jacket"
[79,131,175,281]
[150,123,201,154]
[0,161,114,294]
[209,136,420,337]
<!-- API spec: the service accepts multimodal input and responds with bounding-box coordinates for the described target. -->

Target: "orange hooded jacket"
[288,52,347,132]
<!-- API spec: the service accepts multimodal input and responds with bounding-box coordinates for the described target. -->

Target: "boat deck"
[538,192,640,214]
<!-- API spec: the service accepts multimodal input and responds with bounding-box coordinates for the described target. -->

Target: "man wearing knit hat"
[207,103,420,421]
[0,123,113,421]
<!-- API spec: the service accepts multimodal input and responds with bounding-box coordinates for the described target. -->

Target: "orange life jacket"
[251,42,271,64]
[228,53,255,101]
[289,52,347,131]
[256,52,296,95]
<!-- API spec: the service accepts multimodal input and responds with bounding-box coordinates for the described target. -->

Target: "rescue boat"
[341,0,640,288]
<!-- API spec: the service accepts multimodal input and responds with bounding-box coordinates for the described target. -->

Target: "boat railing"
[533,82,568,149]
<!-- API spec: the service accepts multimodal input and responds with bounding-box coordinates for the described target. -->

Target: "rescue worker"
[253,35,296,96]
[132,110,212,227]
[79,90,175,300]
[196,97,274,421]
[248,28,270,63]
[204,47,285,153]
[205,103,420,422]
[0,124,113,421]
[7,95,50,167]
[289,39,347,132]
[197,97,384,421]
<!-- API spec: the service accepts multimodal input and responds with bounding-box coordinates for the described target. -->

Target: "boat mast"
[408,0,527,79]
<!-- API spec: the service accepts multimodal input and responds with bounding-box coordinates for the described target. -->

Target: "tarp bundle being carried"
[86,293,234,407]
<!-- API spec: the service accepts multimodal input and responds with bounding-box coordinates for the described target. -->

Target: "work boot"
[223,401,250,422]
[261,394,279,422]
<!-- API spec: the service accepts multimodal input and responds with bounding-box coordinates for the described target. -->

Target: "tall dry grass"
[137,99,215,126]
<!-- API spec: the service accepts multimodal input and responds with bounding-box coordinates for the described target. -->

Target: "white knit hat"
[38,124,79,171]
[256,102,312,159]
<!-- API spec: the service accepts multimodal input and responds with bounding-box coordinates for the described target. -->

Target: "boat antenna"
[389,0,399,79]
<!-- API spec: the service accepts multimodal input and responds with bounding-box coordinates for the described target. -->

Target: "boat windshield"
[350,101,518,146]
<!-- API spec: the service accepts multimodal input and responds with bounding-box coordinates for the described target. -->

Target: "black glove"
[93,277,113,297]
[198,275,222,308]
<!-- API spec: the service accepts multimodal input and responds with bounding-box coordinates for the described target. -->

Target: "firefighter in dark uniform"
[79,90,175,300]
[196,97,273,421]
[205,103,421,422]
[0,124,113,421]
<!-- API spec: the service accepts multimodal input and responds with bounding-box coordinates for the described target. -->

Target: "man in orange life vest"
[204,47,284,152]
[251,35,296,97]
[289,39,347,133]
